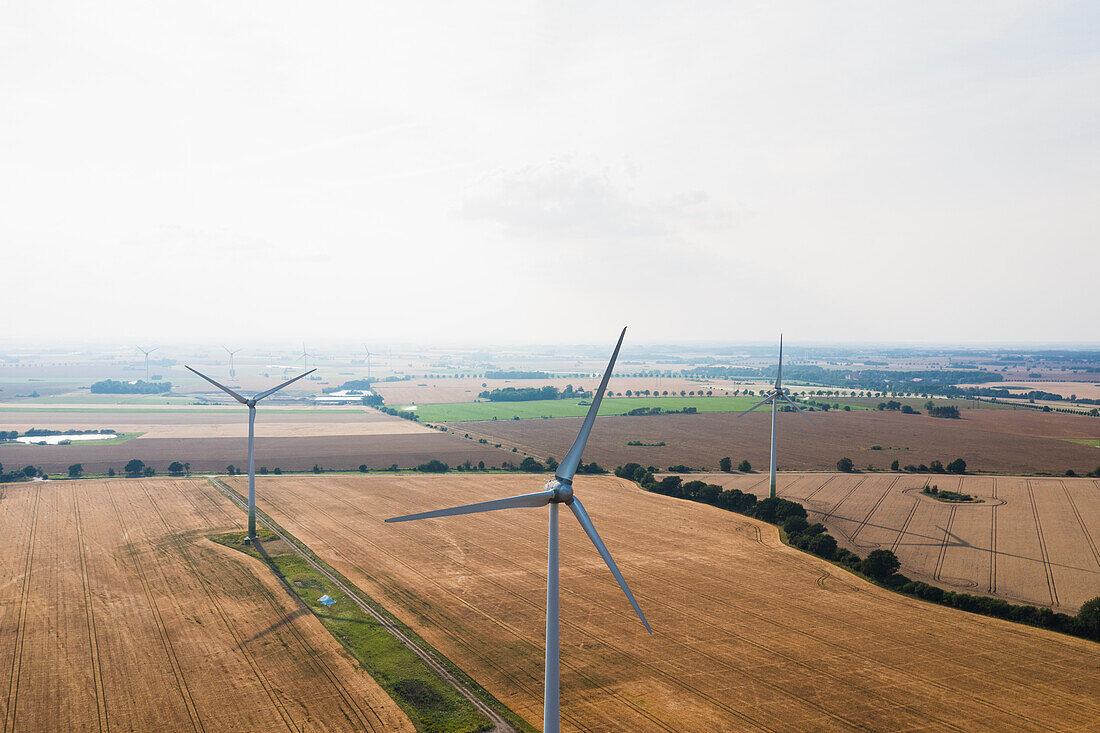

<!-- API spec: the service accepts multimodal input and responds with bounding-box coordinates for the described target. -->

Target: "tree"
[107,468,116,477]
[519,456,545,472]
[807,533,838,559]
[168,461,184,476]
[946,458,967,474]
[358,464,369,472]
[836,457,854,473]
[226,464,237,475]
[418,459,449,473]
[890,459,900,471]
[929,460,945,473]
[1077,597,1100,640]
[67,463,83,478]
[124,459,145,477]
[861,549,900,580]
[719,457,732,472]
[737,459,752,472]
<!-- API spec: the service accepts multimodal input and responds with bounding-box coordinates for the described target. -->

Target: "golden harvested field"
[697,473,1100,614]
[236,473,1100,732]
[0,478,412,732]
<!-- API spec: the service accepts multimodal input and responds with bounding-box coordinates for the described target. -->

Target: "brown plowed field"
[234,473,1100,732]
[694,472,1100,613]
[451,409,1100,475]
[0,433,512,475]
[0,478,413,732]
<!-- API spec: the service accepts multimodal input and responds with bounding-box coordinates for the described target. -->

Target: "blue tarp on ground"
[318,594,335,606]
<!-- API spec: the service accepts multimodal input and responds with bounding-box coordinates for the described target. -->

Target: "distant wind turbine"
[223,346,242,379]
[186,366,315,541]
[738,335,814,499]
[136,346,158,382]
[363,345,372,381]
[299,343,313,372]
[386,328,650,733]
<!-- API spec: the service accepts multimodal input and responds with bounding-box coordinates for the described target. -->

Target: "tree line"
[91,379,172,394]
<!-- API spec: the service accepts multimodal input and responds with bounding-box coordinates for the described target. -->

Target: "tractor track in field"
[1024,480,1059,608]
[73,485,109,733]
[168,481,388,732]
[890,492,920,556]
[816,477,868,523]
[136,482,300,732]
[206,478,518,733]
[933,506,957,583]
[989,478,999,594]
[1059,480,1100,571]
[103,482,204,733]
[849,477,901,547]
[3,485,39,733]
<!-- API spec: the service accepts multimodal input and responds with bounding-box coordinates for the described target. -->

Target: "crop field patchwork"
[696,472,1100,613]
[233,473,1100,732]
[405,395,769,422]
[0,478,413,732]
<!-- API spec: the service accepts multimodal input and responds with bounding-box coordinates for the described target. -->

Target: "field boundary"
[206,477,531,733]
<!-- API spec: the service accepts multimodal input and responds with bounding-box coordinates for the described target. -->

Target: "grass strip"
[209,479,536,733]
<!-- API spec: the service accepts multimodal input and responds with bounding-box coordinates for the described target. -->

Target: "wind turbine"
[386,328,650,733]
[223,346,242,379]
[186,365,315,541]
[363,345,372,381]
[738,335,813,499]
[136,346,158,382]
[299,343,313,372]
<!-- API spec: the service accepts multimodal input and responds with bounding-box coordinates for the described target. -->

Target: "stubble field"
[0,478,412,732]
[694,472,1100,613]
[234,473,1100,732]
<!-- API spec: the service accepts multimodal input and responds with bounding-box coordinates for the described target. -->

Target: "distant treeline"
[614,462,1100,642]
[91,379,171,394]
[686,365,1004,394]
[1,428,117,441]
[951,386,1100,406]
[484,370,550,380]
[478,385,590,402]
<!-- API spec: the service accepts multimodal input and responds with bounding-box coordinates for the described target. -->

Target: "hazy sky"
[2,2,1097,346]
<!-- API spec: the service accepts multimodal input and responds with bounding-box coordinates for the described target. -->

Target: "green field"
[1063,438,1100,448]
[402,395,844,422]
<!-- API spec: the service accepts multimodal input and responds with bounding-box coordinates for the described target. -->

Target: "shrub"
[418,459,449,473]
[836,457,854,473]
[737,459,752,472]
[68,463,84,478]
[358,464,368,472]
[750,497,806,524]
[519,457,545,472]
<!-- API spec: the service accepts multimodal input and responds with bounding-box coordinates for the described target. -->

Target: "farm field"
[238,473,1100,732]
[958,380,1100,400]
[451,408,1100,475]
[409,395,772,422]
[0,477,413,732]
[693,472,1100,613]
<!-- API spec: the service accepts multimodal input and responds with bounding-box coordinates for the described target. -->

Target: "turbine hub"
[246,399,257,408]
[545,478,574,504]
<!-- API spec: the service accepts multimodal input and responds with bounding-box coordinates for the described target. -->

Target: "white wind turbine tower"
[738,335,814,499]
[136,346,158,382]
[299,343,313,372]
[386,328,650,733]
[186,365,315,541]
[223,346,242,379]
[363,345,372,381]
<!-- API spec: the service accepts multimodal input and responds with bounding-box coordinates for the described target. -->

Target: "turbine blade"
[775,334,783,389]
[780,392,814,424]
[385,489,555,522]
[738,392,775,417]
[556,327,626,482]
[186,366,248,405]
[568,497,651,634]
[253,369,316,401]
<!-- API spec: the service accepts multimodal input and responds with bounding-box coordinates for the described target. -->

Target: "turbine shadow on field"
[245,607,311,643]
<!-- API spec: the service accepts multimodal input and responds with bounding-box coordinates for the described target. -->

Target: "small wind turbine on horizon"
[386,327,650,733]
[363,345,372,381]
[299,343,313,372]
[186,365,315,541]
[136,346,158,382]
[223,346,242,379]
[738,335,814,499]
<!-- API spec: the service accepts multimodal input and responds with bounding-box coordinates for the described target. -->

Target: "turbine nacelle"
[545,478,574,504]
